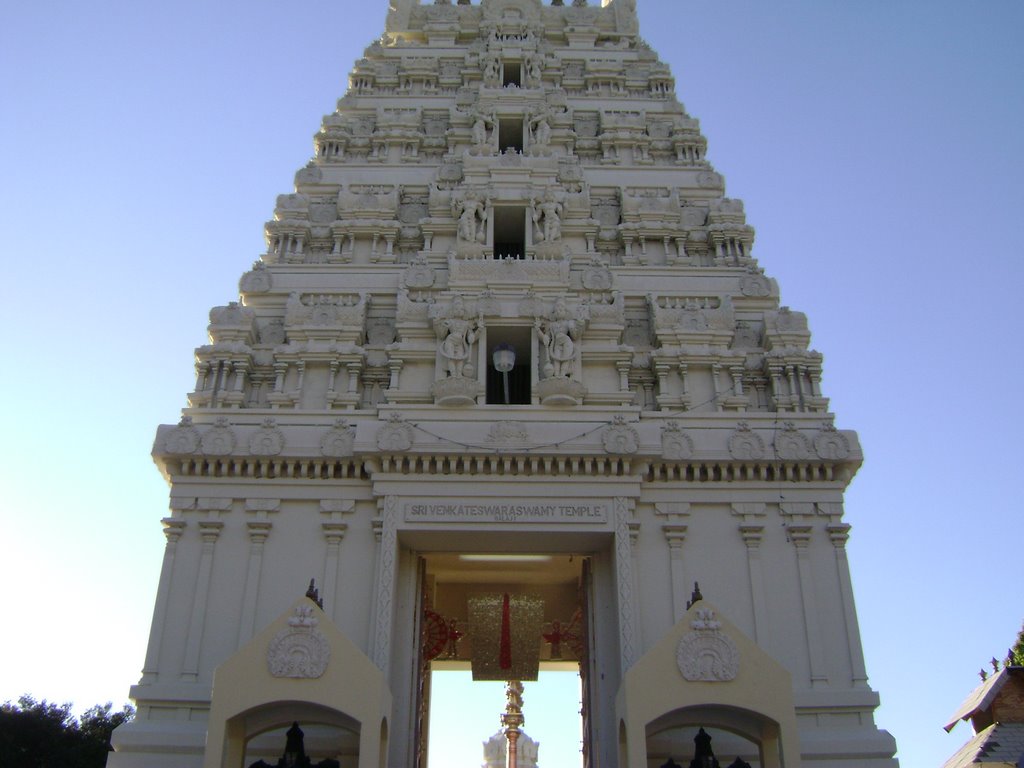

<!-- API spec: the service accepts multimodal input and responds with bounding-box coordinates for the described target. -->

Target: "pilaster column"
[614,497,638,673]
[654,502,690,623]
[182,501,229,681]
[236,499,279,648]
[731,503,768,644]
[372,495,398,679]
[140,516,186,683]
[820,502,869,688]
[782,502,828,688]
[320,499,355,620]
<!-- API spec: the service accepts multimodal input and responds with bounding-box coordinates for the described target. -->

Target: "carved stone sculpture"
[531,187,563,243]
[536,298,583,380]
[436,295,481,378]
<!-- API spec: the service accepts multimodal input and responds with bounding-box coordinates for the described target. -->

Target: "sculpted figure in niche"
[438,295,482,378]
[525,53,544,86]
[482,55,501,86]
[469,109,496,151]
[531,188,563,242]
[529,111,552,148]
[536,298,581,379]
[453,189,489,243]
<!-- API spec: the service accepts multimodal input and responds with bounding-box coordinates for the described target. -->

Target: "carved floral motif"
[163,416,200,455]
[813,423,850,460]
[321,419,356,458]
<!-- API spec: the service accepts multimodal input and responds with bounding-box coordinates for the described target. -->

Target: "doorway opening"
[485,325,531,404]
[418,553,589,768]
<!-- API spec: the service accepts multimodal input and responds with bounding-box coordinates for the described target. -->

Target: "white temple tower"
[109,1,898,766]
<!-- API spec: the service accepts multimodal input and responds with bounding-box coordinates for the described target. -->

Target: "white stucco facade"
[109,1,898,766]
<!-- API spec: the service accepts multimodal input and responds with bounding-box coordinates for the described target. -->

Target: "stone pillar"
[783,503,828,688]
[140,516,186,683]
[821,502,870,688]
[655,502,690,623]
[181,502,228,681]
[731,503,768,644]
[320,499,355,620]
[236,499,279,648]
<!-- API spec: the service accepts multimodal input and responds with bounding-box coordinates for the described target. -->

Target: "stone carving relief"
[697,171,724,190]
[267,604,330,679]
[376,413,414,451]
[321,419,356,458]
[249,418,285,456]
[295,164,323,185]
[774,422,809,460]
[676,607,739,682]
[486,421,530,448]
[452,188,490,243]
[163,416,200,455]
[739,268,771,298]
[813,423,851,460]
[239,261,272,294]
[201,417,237,456]
[602,416,639,455]
[530,188,564,244]
[582,257,613,291]
[434,296,482,378]
[661,421,694,460]
[727,422,764,460]
[403,253,436,289]
[536,298,585,379]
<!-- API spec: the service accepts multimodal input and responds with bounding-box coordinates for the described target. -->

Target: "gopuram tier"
[109,2,899,767]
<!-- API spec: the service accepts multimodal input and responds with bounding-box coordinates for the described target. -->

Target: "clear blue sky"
[2,2,1022,766]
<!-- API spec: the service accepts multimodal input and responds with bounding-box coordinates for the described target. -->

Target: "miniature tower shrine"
[109,1,898,766]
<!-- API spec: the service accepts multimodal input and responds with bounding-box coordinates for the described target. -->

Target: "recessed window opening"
[486,325,531,404]
[493,206,526,259]
[503,61,522,87]
[498,117,524,153]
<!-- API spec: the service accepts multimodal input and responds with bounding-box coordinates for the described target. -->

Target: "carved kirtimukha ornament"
[773,421,809,460]
[727,422,764,460]
[201,417,237,456]
[320,418,356,458]
[163,416,200,455]
[661,421,694,460]
[602,416,640,455]
[376,413,414,451]
[813,422,850,460]
[249,418,285,456]
[676,607,739,682]
[267,604,331,679]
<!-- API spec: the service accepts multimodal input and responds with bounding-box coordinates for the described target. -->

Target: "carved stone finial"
[686,582,703,610]
[979,668,988,681]
[306,578,324,610]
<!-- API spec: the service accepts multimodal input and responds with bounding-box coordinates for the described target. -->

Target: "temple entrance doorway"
[416,552,590,768]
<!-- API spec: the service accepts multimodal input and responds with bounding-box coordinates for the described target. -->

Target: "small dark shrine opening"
[497,117,525,154]
[418,553,589,768]
[493,206,527,258]
[503,61,522,87]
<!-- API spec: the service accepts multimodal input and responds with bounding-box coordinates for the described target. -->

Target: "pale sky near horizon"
[1,2,1023,767]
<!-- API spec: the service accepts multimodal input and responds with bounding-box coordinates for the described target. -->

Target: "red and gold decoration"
[421,609,450,662]
[467,593,544,681]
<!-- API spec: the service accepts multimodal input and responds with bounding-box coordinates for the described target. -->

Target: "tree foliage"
[1011,621,1024,667]
[0,696,134,768]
